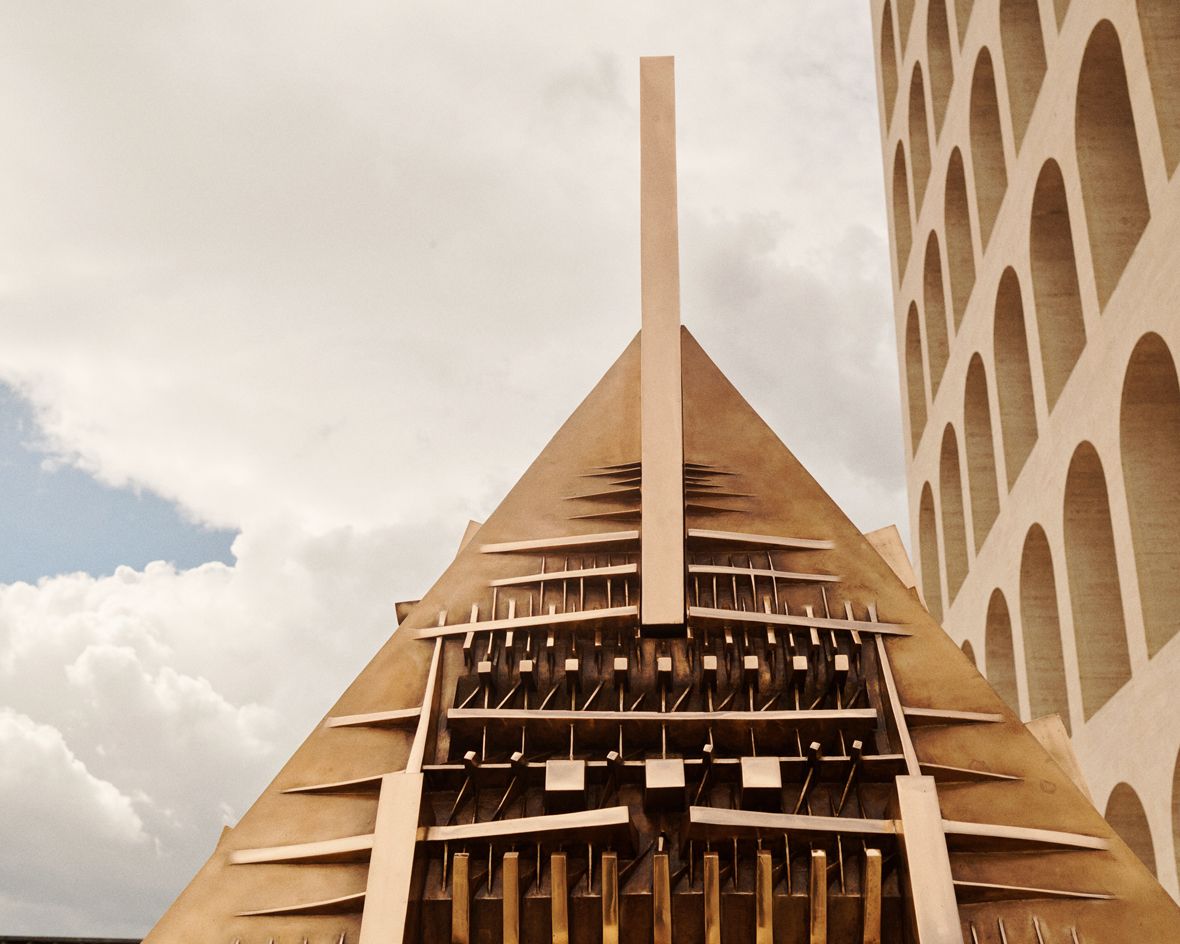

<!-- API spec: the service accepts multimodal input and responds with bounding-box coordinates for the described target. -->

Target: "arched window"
[985,589,1019,711]
[1172,752,1180,884]
[896,0,915,50]
[1000,0,1047,151]
[993,269,1038,487]
[955,0,973,47]
[1120,333,1180,657]
[1105,783,1157,876]
[920,483,944,623]
[1020,524,1070,732]
[1076,21,1150,309]
[1030,160,1085,410]
[970,48,1008,247]
[892,143,913,277]
[904,302,928,454]
[945,149,976,329]
[1063,442,1131,718]
[964,354,1000,549]
[962,639,978,668]
[940,425,969,602]
[1136,1,1180,176]
[909,65,932,207]
[880,1,899,127]
[928,0,955,135]
[924,234,950,393]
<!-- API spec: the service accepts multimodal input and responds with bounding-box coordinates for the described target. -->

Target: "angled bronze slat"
[481,531,640,554]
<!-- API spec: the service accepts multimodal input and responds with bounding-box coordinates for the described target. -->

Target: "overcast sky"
[0,2,903,935]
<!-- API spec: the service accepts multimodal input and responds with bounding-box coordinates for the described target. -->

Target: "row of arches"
[880,0,1034,169]
[881,0,1117,164]
[960,663,1180,887]
[885,29,1003,264]
[1102,749,1180,887]
[889,16,1153,336]
[907,263,1037,516]
[923,335,1180,710]
[878,0,993,141]
[911,266,1032,622]
[966,488,1119,730]
[905,19,1156,455]
[900,195,967,453]
[965,615,1175,886]
[904,157,1082,456]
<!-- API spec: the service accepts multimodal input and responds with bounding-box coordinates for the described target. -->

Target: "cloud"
[0,521,449,933]
[685,211,905,532]
[0,708,150,934]
[0,1,899,540]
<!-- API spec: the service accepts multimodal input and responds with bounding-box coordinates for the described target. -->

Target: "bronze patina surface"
[144,57,1180,944]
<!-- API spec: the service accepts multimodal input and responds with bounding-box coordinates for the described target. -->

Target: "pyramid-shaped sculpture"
[145,58,1180,944]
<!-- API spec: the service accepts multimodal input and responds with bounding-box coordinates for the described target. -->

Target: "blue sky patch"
[0,384,236,583]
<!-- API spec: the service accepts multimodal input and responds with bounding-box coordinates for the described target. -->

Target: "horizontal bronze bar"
[417,606,638,640]
[481,531,639,554]
[423,805,635,851]
[685,806,897,844]
[687,528,834,551]
[688,606,909,636]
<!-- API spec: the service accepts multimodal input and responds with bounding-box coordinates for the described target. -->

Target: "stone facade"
[872,0,1180,894]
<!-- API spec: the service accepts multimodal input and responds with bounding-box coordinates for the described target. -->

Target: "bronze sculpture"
[144,58,1180,944]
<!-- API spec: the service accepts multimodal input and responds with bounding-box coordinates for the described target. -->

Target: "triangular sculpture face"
[146,332,1180,943]
[145,60,1180,944]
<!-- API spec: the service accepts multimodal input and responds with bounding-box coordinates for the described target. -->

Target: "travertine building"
[872,0,1180,895]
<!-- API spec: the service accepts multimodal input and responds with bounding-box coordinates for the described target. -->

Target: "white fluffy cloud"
[0,1,901,537]
[0,522,444,933]
[0,1,904,935]
[0,708,150,933]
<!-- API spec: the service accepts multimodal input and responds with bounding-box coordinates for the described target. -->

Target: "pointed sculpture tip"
[639,56,676,90]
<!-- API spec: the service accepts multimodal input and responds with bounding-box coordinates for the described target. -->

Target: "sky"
[0,2,904,935]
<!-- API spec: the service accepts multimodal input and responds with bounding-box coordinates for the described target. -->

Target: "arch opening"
[994,269,1038,487]
[1000,0,1047,151]
[954,0,973,47]
[1020,525,1070,732]
[892,143,913,278]
[1076,20,1150,309]
[945,149,976,329]
[880,1,899,127]
[1063,442,1131,718]
[896,0,915,50]
[904,303,928,454]
[1030,159,1085,409]
[985,589,1019,711]
[970,49,1008,247]
[964,354,1000,548]
[920,483,944,623]
[1105,783,1157,876]
[1120,333,1180,657]
[927,0,955,135]
[924,234,950,393]
[940,425,969,603]
[1137,0,1180,176]
[909,65,932,207]
[1171,752,1180,884]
